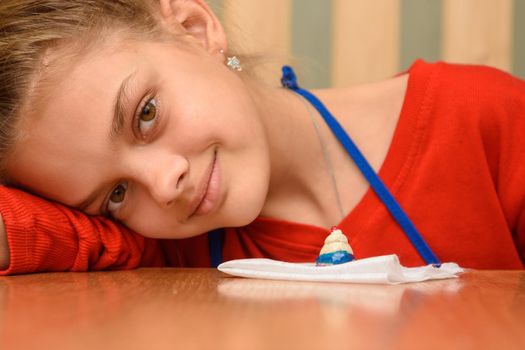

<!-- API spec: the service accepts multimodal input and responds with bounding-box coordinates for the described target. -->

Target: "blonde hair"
[0,0,170,179]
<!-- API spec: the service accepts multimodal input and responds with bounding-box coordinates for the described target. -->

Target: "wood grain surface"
[1,269,524,350]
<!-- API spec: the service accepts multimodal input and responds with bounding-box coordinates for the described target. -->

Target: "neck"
[240,71,410,228]
[243,78,343,227]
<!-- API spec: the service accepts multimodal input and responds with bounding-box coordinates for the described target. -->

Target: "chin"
[226,210,260,228]
[219,191,267,229]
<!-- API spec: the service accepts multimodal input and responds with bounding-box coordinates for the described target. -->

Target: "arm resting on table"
[0,186,166,275]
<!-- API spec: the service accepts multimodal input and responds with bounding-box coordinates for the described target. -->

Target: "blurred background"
[208,0,525,88]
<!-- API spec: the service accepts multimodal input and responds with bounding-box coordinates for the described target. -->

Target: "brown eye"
[137,98,158,135]
[141,99,157,122]
[109,184,126,203]
[106,182,128,214]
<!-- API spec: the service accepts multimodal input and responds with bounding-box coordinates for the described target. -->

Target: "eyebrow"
[109,70,138,142]
[74,72,138,212]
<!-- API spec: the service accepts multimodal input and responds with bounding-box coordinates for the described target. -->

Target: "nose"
[136,152,189,207]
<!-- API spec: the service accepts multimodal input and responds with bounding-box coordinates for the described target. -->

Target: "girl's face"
[7,37,272,238]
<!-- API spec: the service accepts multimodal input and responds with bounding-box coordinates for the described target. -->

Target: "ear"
[159,0,228,55]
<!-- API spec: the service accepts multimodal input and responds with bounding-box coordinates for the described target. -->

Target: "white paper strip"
[218,255,463,284]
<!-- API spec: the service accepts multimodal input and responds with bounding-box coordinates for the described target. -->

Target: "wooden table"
[1,269,524,350]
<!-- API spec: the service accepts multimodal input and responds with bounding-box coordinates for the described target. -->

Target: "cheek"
[210,102,266,156]
[122,202,189,238]
[216,142,271,226]
[165,68,264,150]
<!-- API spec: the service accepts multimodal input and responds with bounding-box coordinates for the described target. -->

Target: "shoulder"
[412,60,525,108]
[413,60,525,187]
[407,60,525,134]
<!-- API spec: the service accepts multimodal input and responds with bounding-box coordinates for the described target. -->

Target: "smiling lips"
[188,149,221,218]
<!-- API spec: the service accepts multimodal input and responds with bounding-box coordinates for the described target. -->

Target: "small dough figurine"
[316,227,355,266]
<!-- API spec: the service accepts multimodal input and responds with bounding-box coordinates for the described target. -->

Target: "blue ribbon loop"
[281,66,441,266]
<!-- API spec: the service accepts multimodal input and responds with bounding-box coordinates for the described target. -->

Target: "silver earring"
[220,49,242,71]
[226,56,242,71]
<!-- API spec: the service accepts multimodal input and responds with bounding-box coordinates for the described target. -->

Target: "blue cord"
[208,229,224,267]
[281,66,441,266]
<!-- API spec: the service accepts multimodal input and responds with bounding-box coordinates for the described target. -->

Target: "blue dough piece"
[316,250,355,266]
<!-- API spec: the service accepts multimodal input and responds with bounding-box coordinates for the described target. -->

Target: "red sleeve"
[0,186,166,275]
[464,63,525,263]
[502,72,525,263]
[436,62,525,265]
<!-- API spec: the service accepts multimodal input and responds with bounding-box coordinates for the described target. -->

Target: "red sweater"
[1,60,524,275]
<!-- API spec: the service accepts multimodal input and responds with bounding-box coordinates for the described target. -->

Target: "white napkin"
[218,254,463,284]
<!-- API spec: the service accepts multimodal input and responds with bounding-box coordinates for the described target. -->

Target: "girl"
[0,0,523,275]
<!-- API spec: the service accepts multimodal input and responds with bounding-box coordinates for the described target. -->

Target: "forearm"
[0,186,166,275]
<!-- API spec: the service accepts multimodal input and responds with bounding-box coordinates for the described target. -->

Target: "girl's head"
[0,0,273,238]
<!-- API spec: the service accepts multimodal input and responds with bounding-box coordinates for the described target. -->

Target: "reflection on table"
[1,269,524,350]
